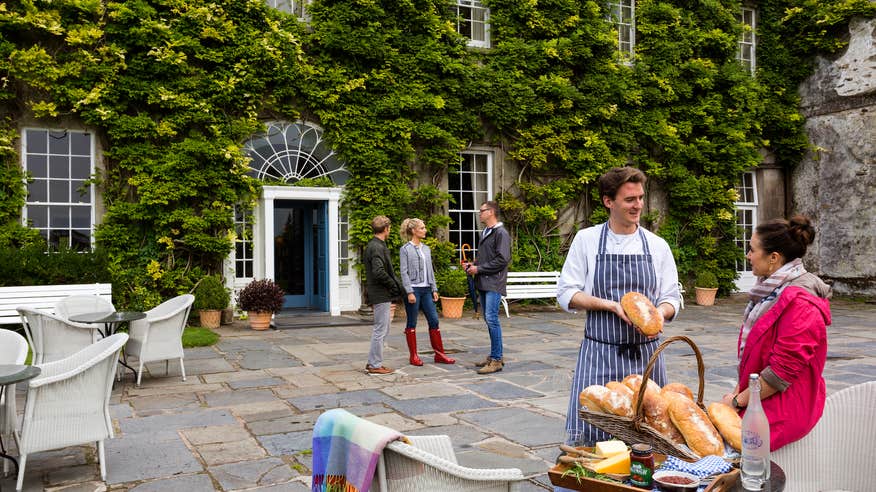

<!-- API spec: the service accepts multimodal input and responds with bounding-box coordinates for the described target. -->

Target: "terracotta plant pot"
[247,311,273,330]
[198,309,222,329]
[439,296,466,319]
[695,287,718,306]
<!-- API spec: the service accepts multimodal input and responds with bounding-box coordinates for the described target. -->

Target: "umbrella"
[462,244,479,318]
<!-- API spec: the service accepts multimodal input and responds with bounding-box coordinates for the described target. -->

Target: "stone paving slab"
[127,474,216,492]
[209,457,296,490]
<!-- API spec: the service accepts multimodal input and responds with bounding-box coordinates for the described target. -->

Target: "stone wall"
[795,17,876,296]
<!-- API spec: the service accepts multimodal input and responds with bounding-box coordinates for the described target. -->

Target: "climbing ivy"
[1,0,873,305]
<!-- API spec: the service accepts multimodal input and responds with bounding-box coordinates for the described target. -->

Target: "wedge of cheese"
[591,450,631,474]
[594,440,628,458]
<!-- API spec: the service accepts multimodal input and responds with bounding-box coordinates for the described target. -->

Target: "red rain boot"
[405,328,423,366]
[429,328,455,364]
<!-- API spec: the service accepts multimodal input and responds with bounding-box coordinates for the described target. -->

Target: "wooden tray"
[548,449,669,492]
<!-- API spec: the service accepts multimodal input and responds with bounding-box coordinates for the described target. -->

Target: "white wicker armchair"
[17,307,100,365]
[772,381,876,492]
[126,294,194,386]
[14,333,127,491]
[373,435,525,492]
[0,329,28,476]
[54,295,115,329]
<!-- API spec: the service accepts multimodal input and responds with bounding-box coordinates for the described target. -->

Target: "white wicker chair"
[373,435,525,492]
[53,295,115,329]
[17,307,100,365]
[125,294,194,386]
[772,381,876,492]
[14,333,127,491]
[0,329,29,476]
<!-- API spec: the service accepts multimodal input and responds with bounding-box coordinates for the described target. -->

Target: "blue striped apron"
[563,223,666,445]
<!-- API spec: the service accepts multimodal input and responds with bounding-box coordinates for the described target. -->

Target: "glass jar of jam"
[629,443,654,488]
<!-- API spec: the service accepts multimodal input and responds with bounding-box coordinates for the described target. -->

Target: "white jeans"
[368,302,391,367]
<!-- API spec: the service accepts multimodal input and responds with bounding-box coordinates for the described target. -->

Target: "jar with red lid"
[629,443,654,488]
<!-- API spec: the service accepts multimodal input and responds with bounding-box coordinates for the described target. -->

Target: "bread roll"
[622,374,661,398]
[606,381,634,400]
[620,292,663,336]
[663,382,695,401]
[708,402,742,452]
[642,391,686,445]
[668,397,724,457]
[579,385,633,418]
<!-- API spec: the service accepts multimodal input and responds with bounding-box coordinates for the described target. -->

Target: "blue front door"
[273,200,328,311]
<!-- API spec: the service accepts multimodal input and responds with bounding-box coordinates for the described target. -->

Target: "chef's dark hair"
[598,167,646,201]
[756,215,815,261]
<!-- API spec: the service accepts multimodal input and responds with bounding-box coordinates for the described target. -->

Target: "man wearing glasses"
[463,201,512,374]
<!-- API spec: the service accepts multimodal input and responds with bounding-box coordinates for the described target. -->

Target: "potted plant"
[193,275,230,329]
[236,279,285,330]
[435,267,468,319]
[694,271,719,306]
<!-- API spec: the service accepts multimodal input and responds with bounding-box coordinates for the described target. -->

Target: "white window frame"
[448,150,493,261]
[734,171,758,291]
[607,0,635,61]
[233,205,255,280]
[267,0,311,22]
[737,7,756,75]
[454,0,490,49]
[21,128,95,250]
[337,207,350,276]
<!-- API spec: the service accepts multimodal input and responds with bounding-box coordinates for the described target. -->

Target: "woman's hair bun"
[788,214,815,247]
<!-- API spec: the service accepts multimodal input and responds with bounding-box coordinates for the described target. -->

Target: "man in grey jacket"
[363,215,402,375]
[463,201,511,374]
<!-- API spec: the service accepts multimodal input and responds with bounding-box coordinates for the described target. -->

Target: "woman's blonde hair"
[400,218,425,241]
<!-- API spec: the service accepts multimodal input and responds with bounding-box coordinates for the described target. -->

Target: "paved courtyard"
[2,294,875,491]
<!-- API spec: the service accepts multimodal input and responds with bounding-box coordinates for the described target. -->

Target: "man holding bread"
[557,166,681,447]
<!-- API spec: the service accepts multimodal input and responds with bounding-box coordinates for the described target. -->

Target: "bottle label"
[742,430,764,449]
[630,461,653,486]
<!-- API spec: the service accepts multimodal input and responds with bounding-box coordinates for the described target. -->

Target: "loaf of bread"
[620,292,663,336]
[662,382,695,401]
[606,381,634,400]
[668,397,724,457]
[708,402,742,452]
[579,385,633,418]
[642,391,686,445]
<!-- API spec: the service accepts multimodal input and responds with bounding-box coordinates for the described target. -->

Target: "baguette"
[708,402,742,452]
[668,397,724,457]
[662,382,695,401]
[620,292,663,336]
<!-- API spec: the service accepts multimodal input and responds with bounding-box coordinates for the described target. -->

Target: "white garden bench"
[501,271,561,318]
[0,283,112,325]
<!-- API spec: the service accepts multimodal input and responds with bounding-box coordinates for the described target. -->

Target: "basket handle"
[631,335,706,428]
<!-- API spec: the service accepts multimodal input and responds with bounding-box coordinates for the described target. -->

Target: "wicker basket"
[578,335,706,460]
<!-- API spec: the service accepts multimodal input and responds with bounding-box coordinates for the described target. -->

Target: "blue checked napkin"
[658,455,733,478]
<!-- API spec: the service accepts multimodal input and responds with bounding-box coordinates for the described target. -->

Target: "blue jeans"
[480,290,503,360]
[404,286,440,329]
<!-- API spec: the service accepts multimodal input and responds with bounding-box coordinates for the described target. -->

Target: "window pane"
[28,179,48,202]
[50,155,69,178]
[72,180,91,203]
[50,205,69,228]
[71,156,90,179]
[71,206,90,228]
[48,131,68,154]
[28,205,48,228]
[70,132,90,156]
[50,180,69,202]
[71,229,91,249]
[26,129,47,154]
[28,155,47,177]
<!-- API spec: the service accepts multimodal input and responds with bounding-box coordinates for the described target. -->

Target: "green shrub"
[695,271,719,289]
[193,275,230,310]
[435,267,468,298]
[0,244,111,287]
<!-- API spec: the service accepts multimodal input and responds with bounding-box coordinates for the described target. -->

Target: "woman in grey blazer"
[399,218,455,366]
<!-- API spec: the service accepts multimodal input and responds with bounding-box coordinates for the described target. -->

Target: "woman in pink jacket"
[721,215,831,451]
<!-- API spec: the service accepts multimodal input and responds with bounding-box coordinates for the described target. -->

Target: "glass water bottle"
[740,373,770,490]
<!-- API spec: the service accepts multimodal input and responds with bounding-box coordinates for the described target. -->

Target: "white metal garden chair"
[125,294,194,386]
[0,329,29,476]
[16,307,101,365]
[14,333,127,491]
[772,380,876,492]
[373,434,525,492]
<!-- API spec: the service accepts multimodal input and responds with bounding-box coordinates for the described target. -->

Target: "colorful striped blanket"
[311,408,408,492]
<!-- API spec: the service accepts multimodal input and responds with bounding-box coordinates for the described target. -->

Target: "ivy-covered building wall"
[2,0,874,310]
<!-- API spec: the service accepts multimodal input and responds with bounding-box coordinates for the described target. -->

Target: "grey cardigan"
[399,242,438,294]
